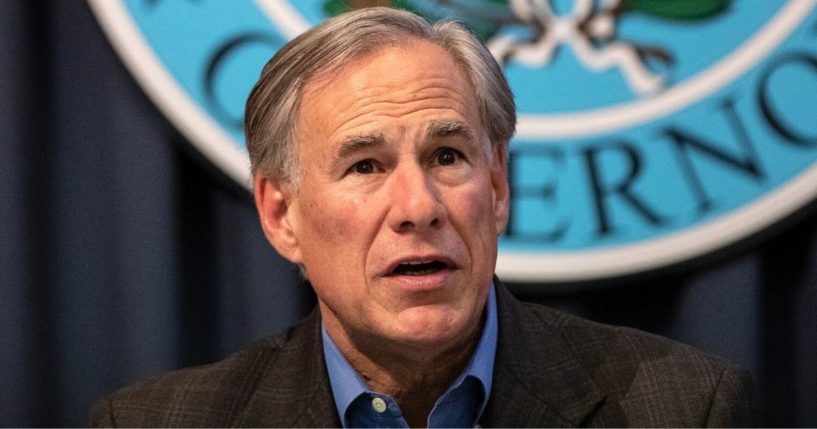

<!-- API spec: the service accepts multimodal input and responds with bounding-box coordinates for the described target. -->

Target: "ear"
[254,175,303,264]
[490,143,510,235]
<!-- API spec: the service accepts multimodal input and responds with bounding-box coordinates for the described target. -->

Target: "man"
[91,7,756,427]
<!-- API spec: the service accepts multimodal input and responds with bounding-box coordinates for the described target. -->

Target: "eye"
[436,148,460,166]
[349,159,376,175]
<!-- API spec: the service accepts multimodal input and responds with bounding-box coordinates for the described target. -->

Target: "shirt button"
[371,397,387,414]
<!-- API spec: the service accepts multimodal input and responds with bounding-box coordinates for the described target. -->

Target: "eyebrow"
[426,120,474,142]
[331,133,386,171]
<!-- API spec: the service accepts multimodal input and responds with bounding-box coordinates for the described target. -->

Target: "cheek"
[304,198,355,244]
[458,180,499,229]
[299,193,373,267]
[452,181,501,263]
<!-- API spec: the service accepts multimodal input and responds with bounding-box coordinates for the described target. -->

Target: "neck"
[322,307,484,428]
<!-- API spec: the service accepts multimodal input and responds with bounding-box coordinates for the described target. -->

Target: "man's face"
[257,40,509,352]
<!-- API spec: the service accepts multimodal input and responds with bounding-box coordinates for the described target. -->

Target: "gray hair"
[244,6,516,184]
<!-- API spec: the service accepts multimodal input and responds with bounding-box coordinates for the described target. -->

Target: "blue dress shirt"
[322,285,498,428]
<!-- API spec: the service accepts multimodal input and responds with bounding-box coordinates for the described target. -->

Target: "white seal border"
[87,0,252,188]
[515,0,817,139]
[497,165,817,281]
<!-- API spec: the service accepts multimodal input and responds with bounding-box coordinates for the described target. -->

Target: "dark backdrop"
[1,2,815,426]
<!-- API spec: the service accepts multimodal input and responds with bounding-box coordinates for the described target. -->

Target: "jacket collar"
[235,308,341,427]
[482,279,606,427]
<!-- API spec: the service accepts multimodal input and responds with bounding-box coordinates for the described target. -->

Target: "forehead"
[295,40,481,151]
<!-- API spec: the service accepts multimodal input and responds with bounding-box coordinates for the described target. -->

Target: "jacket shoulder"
[90,326,298,427]
[522,302,757,426]
[522,301,734,379]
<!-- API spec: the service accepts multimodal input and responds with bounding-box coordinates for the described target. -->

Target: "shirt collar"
[456,284,497,418]
[321,284,498,427]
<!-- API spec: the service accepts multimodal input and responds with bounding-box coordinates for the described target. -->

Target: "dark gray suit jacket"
[91,282,757,427]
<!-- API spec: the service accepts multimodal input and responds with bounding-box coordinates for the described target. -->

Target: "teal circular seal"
[89,0,817,282]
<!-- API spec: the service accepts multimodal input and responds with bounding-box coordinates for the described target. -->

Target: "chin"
[391,305,475,347]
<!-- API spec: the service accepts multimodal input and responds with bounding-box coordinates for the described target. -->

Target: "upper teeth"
[404,260,431,265]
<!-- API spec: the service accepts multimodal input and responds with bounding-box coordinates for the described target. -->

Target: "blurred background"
[1,1,816,426]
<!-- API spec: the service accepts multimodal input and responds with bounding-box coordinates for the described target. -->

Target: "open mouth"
[391,260,449,276]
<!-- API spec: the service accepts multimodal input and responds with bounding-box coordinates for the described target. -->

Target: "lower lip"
[383,268,457,291]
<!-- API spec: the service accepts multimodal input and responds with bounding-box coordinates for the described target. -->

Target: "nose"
[386,163,446,233]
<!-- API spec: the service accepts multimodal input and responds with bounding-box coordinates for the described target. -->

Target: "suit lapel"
[234,310,341,427]
[483,282,606,427]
